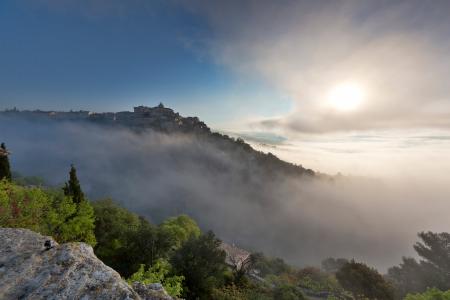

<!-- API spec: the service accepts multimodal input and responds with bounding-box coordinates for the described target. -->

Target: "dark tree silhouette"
[387,231,450,298]
[321,257,349,273]
[414,231,450,275]
[63,164,85,204]
[336,260,394,300]
[0,143,12,181]
[171,231,226,299]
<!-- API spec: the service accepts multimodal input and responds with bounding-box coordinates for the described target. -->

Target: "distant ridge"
[1,104,316,178]
[1,103,209,134]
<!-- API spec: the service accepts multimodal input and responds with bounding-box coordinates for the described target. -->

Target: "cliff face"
[0,228,173,300]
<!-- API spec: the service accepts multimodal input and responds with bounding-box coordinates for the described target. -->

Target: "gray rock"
[132,282,173,300]
[0,228,174,300]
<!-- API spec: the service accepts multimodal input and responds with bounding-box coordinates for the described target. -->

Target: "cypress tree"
[63,164,85,204]
[0,143,12,181]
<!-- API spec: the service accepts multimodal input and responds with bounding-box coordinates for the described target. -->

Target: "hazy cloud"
[184,0,450,133]
[2,116,450,271]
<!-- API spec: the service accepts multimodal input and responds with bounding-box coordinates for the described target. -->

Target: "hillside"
[0,104,315,178]
[0,105,343,269]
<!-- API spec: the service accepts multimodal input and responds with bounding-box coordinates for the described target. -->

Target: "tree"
[414,232,450,279]
[93,201,200,278]
[0,180,96,246]
[52,195,96,245]
[387,257,431,298]
[159,214,201,250]
[171,231,227,299]
[0,143,12,181]
[250,252,292,277]
[336,260,394,300]
[387,231,450,298]
[50,165,96,245]
[92,199,141,273]
[63,164,85,204]
[321,257,349,273]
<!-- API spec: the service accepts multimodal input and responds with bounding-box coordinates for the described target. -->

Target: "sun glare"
[327,83,365,111]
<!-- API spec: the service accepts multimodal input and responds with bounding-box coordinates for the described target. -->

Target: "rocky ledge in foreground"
[0,228,173,300]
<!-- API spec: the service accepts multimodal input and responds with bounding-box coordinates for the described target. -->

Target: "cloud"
[183,0,450,133]
[2,116,450,271]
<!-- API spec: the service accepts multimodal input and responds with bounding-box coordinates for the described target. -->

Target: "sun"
[327,82,365,111]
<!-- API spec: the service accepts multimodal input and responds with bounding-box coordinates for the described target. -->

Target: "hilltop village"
[1,103,210,133]
[1,103,316,178]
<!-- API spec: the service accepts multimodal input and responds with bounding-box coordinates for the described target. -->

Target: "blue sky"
[0,1,291,127]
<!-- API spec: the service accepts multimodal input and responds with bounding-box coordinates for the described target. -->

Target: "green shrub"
[159,214,201,250]
[127,259,184,298]
[404,288,450,300]
[0,179,96,246]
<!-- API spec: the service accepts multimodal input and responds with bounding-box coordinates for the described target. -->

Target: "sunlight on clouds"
[249,130,450,179]
[326,82,365,112]
[188,0,450,133]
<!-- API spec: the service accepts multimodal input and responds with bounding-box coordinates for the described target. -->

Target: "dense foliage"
[322,258,349,273]
[388,232,450,298]
[92,199,141,275]
[404,288,450,300]
[0,179,96,245]
[93,198,202,278]
[171,231,227,299]
[336,260,395,300]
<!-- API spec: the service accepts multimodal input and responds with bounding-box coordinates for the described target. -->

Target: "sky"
[2,0,450,176]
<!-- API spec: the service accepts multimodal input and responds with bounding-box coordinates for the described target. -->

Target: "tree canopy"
[159,214,201,250]
[336,260,394,300]
[388,231,450,298]
[171,231,227,299]
[0,179,96,245]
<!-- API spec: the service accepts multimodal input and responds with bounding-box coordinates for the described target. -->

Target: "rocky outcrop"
[220,242,251,269]
[131,282,173,300]
[0,228,174,300]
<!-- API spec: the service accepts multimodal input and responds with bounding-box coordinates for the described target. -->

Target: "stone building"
[0,148,9,157]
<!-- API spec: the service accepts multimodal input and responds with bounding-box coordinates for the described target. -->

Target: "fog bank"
[2,116,449,271]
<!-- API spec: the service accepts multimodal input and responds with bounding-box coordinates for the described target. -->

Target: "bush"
[0,179,52,232]
[404,288,450,300]
[127,259,184,298]
[272,284,305,300]
[0,179,96,245]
